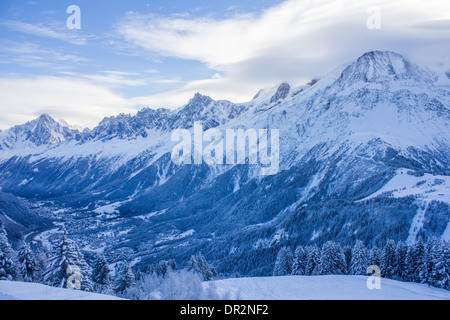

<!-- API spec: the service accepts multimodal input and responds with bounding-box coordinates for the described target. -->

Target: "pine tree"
[92,254,111,288]
[113,260,135,294]
[43,228,93,291]
[187,253,217,281]
[420,237,442,285]
[343,246,352,275]
[17,240,37,282]
[404,238,425,282]
[292,246,308,275]
[393,241,407,280]
[168,259,178,272]
[305,246,320,276]
[381,240,396,278]
[369,246,381,267]
[318,241,346,275]
[273,247,293,276]
[431,241,450,290]
[0,224,14,260]
[33,247,49,283]
[0,250,13,280]
[0,224,16,279]
[156,260,169,278]
[350,240,368,275]
[305,245,320,276]
[187,254,198,273]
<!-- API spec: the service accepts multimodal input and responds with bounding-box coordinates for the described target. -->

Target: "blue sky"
[0,0,449,129]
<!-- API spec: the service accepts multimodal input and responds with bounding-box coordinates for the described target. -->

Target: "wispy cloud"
[81,70,148,88]
[1,20,93,45]
[0,40,90,69]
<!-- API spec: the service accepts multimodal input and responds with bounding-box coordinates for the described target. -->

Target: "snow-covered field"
[2,275,450,300]
[0,281,122,300]
[208,275,450,300]
[361,168,450,205]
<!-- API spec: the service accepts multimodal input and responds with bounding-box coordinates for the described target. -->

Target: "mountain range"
[0,50,449,276]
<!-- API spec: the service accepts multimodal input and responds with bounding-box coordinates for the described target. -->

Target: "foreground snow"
[208,275,450,300]
[0,281,122,300]
[2,275,450,300]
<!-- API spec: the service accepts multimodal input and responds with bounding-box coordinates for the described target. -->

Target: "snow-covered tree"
[420,237,442,285]
[0,224,16,279]
[113,260,135,294]
[291,246,308,275]
[393,241,407,280]
[43,228,93,291]
[369,246,382,267]
[273,247,293,276]
[17,240,37,282]
[350,240,368,275]
[168,259,177,272]
[92,254,111,289]
[305,245,320,275]
[431,241,450,290]
[187,253,217,281]
[343,246,352,275]
[404,238,425,282]
[318,241,346,275]
[0,250,13,280]
[33,247,49,283]
[156,260,169,278]
[381,240,396,278]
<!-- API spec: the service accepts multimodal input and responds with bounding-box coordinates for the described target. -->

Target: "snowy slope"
[361,168,450,204]
[2,276,449,300]
[0,281,123,300]
[208,275,450,300]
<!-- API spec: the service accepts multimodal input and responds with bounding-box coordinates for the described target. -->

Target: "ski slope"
[208,275,450,300]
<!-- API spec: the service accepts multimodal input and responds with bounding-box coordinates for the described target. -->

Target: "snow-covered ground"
[208,275,450,300]
[0,281,122,300]
[2,275,450,300]
[361,168,450,204]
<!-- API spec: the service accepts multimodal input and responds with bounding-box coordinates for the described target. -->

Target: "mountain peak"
[188,92,214,106]
[270,82,290,103]
[337,50,435,86]
[36,113,56,125]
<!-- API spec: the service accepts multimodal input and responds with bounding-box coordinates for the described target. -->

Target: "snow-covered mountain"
[0,51,449,276]
[0,114,81,149]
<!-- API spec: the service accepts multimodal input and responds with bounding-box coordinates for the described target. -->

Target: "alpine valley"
[1,51,449,276]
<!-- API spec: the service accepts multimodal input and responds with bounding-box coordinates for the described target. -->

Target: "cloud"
[1,20,93,45]
[0,40,90,69]
[81,71,148,88]
[0,76,138,130]
[114,0,450,101]
[2,0,450,130]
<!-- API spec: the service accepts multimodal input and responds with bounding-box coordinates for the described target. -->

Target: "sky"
[0,0,449,129]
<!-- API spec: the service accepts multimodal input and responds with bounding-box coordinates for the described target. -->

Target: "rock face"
[270,82,291,103]
[0,51,449,276]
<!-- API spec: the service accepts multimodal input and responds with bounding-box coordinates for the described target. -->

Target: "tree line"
[273,237,450,291]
